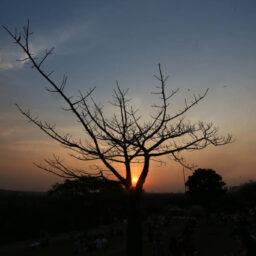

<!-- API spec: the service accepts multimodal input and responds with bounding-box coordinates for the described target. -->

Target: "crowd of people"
[146,217,198,256]
[145,208,256,256]
[73,233,108,254]
[27,208,256,255]
[30,234,51,250]
[72,226,124,254]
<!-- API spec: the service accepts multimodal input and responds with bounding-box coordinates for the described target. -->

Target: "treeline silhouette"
[1,180,255,246]
[0,186,125,245]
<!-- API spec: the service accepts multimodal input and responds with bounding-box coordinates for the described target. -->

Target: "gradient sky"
[0,0,256,192]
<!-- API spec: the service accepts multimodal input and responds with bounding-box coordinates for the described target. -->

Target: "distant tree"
[49,176,124,198]
[238,180,256,207]
[48,176,126,227]
[185,168,227,205]
[3,21,232,256]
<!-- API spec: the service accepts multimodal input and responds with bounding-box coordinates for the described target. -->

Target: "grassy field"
[0,219,239,256]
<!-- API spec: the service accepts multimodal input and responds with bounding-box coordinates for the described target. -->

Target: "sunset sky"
[0,0,256,192]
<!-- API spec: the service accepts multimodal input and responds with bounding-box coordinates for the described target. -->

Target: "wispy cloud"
[0,22,89,71]
[0,48,26,70]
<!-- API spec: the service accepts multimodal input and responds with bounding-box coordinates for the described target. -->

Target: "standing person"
[169,236,182,256]
[181,225,197,256]
[153,233,165,256]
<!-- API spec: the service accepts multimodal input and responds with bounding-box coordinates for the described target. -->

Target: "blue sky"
[0,0,256,192]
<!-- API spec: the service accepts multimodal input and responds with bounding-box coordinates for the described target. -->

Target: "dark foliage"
[0,182,126,246]
[185,168,227,205]
[48,176,125,198]
[237,180,256,207]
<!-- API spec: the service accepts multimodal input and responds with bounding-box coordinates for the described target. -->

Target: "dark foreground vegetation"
[0,180,256,255]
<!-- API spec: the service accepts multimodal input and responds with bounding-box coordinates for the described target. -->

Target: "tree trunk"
[127,189,143,256]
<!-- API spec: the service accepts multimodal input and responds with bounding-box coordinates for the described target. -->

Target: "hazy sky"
[0,0,256,192]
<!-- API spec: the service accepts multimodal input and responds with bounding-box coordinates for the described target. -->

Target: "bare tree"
[3,21,232,256]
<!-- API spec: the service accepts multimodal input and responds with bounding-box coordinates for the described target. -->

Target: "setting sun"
[132,177,138,184]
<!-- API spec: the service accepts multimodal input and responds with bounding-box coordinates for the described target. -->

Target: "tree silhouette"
[49,176,124,198]
[185,168,227,205]
[238,180,256,207]
[3,21,232,256]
